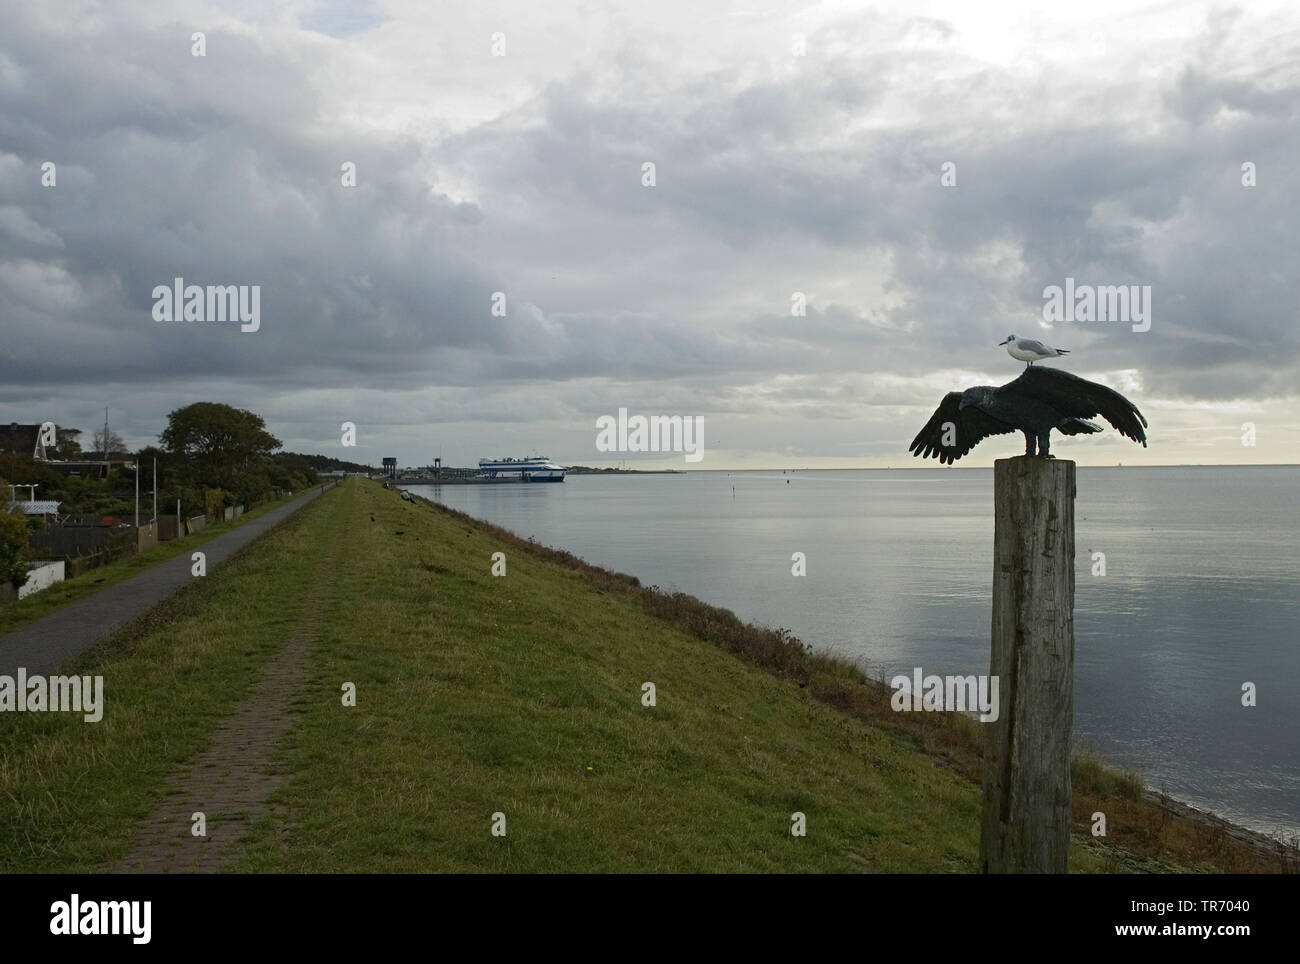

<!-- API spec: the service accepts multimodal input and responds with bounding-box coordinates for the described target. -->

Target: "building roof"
[0,423,39,454]
[8,501,61,515]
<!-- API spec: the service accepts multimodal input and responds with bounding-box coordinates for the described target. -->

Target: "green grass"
[0,487,320,636]
[231,481,982,872]
[0,479,1285,873]
[0,490,337,872]
[1072,746,1145,802]
[0,480,982,872]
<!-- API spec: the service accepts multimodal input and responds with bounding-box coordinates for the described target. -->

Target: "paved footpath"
[0,484,338,677]
[114,493,346,872]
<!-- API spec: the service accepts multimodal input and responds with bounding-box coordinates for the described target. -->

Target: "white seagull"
[999,334,1069,367]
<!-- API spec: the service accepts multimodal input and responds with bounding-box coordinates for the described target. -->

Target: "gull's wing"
[909,392,1018,464]
[1005,367,1148,445]
[1016,338,1055,355]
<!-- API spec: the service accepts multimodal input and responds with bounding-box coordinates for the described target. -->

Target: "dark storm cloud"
[0,1,1297,464]
[0,8,506,393]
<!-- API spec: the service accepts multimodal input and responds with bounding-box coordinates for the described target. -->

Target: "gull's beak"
[997,338,1011,346]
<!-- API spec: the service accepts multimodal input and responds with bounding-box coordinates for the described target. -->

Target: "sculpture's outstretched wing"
[1007,367,1148,446]
[909,393,1017,464]
[1057,418,1103,436]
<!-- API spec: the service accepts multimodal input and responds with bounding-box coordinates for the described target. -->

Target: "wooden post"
[979,456,1075,873]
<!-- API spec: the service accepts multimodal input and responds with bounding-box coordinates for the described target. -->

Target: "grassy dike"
[232,480,980,872]
[0,479,1286,872]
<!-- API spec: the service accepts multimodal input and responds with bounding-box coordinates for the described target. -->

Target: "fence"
[136,522,158,553]
[19,561,65,599]
[28,526,121,559]
[4,486,322,603]
[0,561,68,605]
[156,515,181,541]
[66,551,112,578]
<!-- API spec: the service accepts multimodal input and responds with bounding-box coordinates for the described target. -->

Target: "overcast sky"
[1,0,1297,468]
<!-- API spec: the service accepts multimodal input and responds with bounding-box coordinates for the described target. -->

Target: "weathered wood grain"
[980,456,1075,873]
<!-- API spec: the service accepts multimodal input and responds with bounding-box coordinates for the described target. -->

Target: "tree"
[0,454,63,494]
[51,427,83,459]
[158,403,282,491]
[0,476,31,589]
[93,426,127,457]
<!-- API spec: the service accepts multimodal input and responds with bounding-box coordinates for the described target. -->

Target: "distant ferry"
[477,457,566,482]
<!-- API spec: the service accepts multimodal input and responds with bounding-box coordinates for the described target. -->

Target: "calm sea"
[403,467,1300,839]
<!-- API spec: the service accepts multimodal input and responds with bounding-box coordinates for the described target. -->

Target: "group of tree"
[1,402,380,588]
[0,474,29,589]
[2,401,371,529]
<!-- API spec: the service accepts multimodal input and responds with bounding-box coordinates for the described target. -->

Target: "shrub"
[0,507,31,590]
[204,488,226,518]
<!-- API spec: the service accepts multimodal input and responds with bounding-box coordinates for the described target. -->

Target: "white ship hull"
[477,457,566,482]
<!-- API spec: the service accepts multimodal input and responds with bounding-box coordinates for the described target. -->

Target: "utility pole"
[134,461,139,528]
[152,457,157,524]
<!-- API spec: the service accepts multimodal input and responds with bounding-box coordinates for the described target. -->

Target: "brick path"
[112,525,341,872]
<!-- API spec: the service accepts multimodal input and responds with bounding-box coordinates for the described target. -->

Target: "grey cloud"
[0,2,1297,466]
